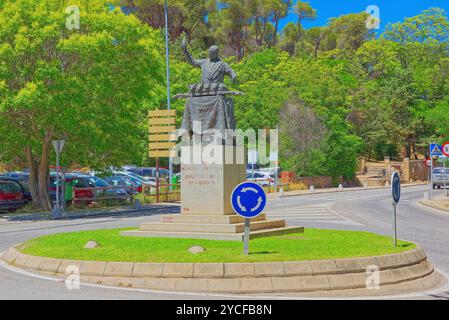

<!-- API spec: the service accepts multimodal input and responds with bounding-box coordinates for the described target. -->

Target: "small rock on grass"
[188,246,205,254]
[84,240,100,249]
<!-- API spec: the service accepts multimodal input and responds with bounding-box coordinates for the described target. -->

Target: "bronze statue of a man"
[182,38,236,87]
[178,39,243,143]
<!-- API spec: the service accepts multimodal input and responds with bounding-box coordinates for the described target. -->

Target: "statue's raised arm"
[182,38,203,68]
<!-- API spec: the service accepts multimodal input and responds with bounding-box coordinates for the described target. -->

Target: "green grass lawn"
[19,228,415,263]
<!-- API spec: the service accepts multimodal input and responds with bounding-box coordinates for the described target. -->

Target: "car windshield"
[120,174,142,185]
[88,177,109,187]
[0,182,21,193]
[123,172,145,181]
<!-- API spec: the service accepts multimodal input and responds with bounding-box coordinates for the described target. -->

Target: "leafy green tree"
[279,22,299,55]
[0,0,163,209]
[294,1,316,38]
[383,8,449,44]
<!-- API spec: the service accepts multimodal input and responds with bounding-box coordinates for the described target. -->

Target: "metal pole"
[393,203,397,247]
[443,157,447,196]
[430,157,434,200]
[164,0,173,190]
[156,157,160,203]
[243,218,250,255]
[55,153,60,210]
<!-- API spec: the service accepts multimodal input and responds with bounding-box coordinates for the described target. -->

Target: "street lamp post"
[164,0,173,188]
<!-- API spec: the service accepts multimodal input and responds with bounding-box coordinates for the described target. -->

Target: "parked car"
[125,167,169,180]
[2,171,29,182]
[0,176,32,202]
[49,173,94,202]
[86,176,129,201]
[114,171,157,190]
[0,180,26,212]
[246,171,275,187]
[432,167,449,189]
[104,176,141,195]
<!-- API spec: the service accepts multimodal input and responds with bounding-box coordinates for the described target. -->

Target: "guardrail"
[247,179,289,193]
[71,183,181,207]
[141,183,180,203]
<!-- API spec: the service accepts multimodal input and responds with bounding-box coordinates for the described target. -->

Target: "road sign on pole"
[442,142,449,157]
[430,144,442,157]
[52,140,65,155]
[51,140,65,219]
[391,171,401,247]
[231,182,267,255]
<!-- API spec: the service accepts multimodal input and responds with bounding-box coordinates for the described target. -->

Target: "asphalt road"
[0,185,448,300]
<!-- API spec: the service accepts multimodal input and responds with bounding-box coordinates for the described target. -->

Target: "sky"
[279,0,449,31]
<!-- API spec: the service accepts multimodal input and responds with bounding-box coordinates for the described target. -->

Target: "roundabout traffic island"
[2,228,446,297]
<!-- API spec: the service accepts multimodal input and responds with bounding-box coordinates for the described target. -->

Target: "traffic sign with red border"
[443,142,449,157]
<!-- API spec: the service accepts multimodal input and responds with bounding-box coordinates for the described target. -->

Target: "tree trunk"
[25,146,39,208]
[38,140,52,211]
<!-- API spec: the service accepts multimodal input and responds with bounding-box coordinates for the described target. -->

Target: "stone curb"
[419,200,449,214]
[2,245,437,294]
[4,246,427,278]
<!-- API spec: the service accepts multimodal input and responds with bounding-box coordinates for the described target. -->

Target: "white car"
[246,172,275,187]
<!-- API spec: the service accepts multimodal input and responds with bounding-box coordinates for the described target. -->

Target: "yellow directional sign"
[148,110,177,159]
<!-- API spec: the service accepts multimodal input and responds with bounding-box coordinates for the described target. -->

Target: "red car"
[0,180,25,212]
[49,174,94,203]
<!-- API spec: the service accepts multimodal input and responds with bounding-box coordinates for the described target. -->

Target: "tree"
[328,12,374,52]
[383,8,449,44]
[294,1,316,39]
[0,0,164,209]
[114,0,215,45]
[279,22,299,55]
[267,0,291,47]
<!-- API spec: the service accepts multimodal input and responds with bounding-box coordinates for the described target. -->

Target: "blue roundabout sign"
[391,171,401,204]
[231,182,267,218]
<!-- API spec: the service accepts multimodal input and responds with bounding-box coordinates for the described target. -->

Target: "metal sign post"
[51,140,65,218]
[443,143,449,197]
[231,182,267,255]
[391,171,401,247]
[429,156,433,200]
[429,144,442,200]
[243,218,250,255]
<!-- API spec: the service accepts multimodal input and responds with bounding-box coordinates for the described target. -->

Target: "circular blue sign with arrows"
[391,171,401,204]
[231,182,267,218]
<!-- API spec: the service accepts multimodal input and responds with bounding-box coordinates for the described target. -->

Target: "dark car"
[2,172,29,182]
[0,176,32,202]
[104,176,141,195]
[86,176,129,201]
[125,167,169,180]
[0,180,26,212]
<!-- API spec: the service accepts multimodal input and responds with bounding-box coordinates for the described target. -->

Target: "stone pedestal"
[121,145,303,241]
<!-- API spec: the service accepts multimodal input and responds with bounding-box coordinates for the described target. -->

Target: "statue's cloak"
[181,95,236,140]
